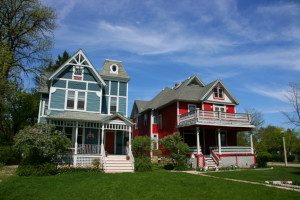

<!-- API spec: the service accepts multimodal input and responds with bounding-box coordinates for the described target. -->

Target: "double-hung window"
[110,97,117,114]
[67,90,86,110]
[213,87,224,99]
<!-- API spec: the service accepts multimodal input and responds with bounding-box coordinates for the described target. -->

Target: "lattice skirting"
[75,155,102,168]
[220,155,254,168]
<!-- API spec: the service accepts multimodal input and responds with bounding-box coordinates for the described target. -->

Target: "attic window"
[213,87,224,99]
[110,64,118,74]
[73,66,83,80]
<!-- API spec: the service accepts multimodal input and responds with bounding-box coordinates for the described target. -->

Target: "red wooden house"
[131,75,255,170]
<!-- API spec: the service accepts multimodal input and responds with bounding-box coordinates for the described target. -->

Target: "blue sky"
[40,0,300,129]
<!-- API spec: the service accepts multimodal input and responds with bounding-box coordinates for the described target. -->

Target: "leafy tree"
[160,133,189,170]
[132,136,151,158]
[0,0,56,82]
[14,123,71,165]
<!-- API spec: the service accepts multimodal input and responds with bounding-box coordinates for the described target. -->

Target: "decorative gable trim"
[48,49,106,86]
[200,80,239,104]
[102,112,133,126]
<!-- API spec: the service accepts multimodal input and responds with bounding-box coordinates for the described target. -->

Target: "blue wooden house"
[37,50,134,172]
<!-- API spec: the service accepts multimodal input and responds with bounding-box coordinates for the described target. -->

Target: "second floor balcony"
[178,109,255,129]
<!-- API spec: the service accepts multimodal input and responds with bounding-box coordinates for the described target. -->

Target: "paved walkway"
[267,162,300,168]
[182,170,300,192]
[0,165,17,183]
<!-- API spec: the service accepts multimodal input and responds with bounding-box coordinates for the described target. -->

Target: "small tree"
[132,136,151,158]
[14,124,71,165]
[160,133,189,170]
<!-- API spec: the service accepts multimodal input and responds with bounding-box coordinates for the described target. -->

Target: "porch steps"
[204,156,218,170]
[104,155,134,173]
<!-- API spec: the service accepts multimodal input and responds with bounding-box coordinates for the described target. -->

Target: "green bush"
[92,158,101,169]
[163,164,175,170]
[152,149,162,157]
[132,136,151,158]
[257,152,272,168]
[14,123,71,165]
[160,133,189,170]
[16,163,58,176]
[287,154,295,162]
[0,145,21,165]
[135,157,152,172]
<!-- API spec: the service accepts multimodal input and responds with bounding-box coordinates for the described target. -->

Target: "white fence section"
[75,155,102,167]
[212,146,252,154]
[77,144,100,154]
[178,109,253,128]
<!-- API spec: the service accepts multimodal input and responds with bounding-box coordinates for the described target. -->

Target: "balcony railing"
[77,144,101,155]
[211,146,253,155]
[178,109,254,128]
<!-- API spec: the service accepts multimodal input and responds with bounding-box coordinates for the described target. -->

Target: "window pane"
[67,91,75,109]
[74,67,83,75]
[43,99,49,115]
[219,88,223,98]
[110,97,117,114]
[77,92,85,110]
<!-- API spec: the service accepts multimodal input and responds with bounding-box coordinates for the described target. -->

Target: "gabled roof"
[48,49,106,85]
[99,59,130,81]
[131,75,239,115]
[101,112,133,126]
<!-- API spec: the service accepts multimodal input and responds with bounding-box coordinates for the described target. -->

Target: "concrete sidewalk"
[267,162,300,168]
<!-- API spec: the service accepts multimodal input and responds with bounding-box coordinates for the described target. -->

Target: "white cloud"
[248,85,290,103]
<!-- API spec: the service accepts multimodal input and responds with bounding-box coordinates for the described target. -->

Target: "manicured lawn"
[207,167,300,185]
[0,170,299,200]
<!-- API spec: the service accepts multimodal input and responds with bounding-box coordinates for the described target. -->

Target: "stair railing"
[211,149,220,166]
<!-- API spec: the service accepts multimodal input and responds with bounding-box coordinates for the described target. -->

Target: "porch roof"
[47,111,106,122]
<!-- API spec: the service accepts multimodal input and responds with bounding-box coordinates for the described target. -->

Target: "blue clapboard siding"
[68,81,86,90]
[118,97,126,116]
[83,68,97,82]
[101,96,109,114]
[58,66,73,79]
[103,80,109,95]
[53,79,66,88]
[87,92,100,112]
[119,82,127,96]
[50,89,65,109]
[111,81,118,95]
[88,83,101,91]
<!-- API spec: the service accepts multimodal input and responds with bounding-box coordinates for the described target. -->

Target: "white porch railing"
[178,109,253,128]
[211,146,253,154]
[77,144,101,155]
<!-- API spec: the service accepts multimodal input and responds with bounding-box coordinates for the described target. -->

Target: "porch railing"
[77,144,101,155]
[211,146,253,155]
[178,109,253,127]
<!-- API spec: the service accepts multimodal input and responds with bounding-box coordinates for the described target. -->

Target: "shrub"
[0,145,21,165]
[287,154,295,162]
[132,136,151,158]
[163,164,175,170]
[257,151,272,168]
[58,167,101,174]
[160,133,189,170]
[16,163,58,176]
[152,149,162,157]
[92,158,101,169]
[14,124,71,165]
[135,157,152,172]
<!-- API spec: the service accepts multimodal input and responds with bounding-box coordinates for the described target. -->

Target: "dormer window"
[73,66,83,80]
[110,64,118,74]
[213,87,224,99]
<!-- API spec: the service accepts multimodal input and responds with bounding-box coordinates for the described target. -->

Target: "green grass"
[0,170,299,200]
[208,167,300,185]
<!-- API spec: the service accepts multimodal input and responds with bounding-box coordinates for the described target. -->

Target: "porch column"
[74,122,79,166]
[101,124,105,155]
[218,128,221,155]
[128,126,132,154]
[196,127,201,155]
[97,128,101,154]
[250,132,254,154]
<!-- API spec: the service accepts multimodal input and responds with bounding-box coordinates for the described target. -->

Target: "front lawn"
[207,167,300,185]
[0,170,299,200]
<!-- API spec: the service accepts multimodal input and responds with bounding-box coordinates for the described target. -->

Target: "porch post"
[97,128,101,154]
[74,122,79,166]
[218,128,221,155]
[128,126,132,153]
[250,132,254,154]
[101,124,105,155]
[196,127,201,155]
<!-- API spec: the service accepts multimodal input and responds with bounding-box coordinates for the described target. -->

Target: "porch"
[48,113,134,172]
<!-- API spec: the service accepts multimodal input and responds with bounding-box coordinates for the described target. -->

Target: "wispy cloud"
[248,85,290,103]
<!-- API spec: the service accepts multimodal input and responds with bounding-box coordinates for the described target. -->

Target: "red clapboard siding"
[226,105,235,113]
[203,103,213,111]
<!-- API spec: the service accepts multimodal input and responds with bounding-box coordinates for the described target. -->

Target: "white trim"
[38,99,42,123]
[65,90,87,111]
[48,80,53,109]
[72,66,84,81]
[109,64,119,74]
[57,77,98,84]
[213,104,226,112]
[126,82,128,117]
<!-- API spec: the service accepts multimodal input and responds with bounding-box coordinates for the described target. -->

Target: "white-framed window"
[157,115,162,130]
[144,113,147,126]
[66,90,86,111]
[110,97,117,114]
[214,104,225,112]
[213,87,224,99]
[152,134,159,150]
[73,66,84,80]
[110,64,118,74]
[188,104,196,113]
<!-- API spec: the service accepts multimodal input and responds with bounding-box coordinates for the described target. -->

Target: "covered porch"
[47,112,134,168]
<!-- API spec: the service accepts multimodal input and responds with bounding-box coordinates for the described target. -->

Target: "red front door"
[105,131,115,154]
